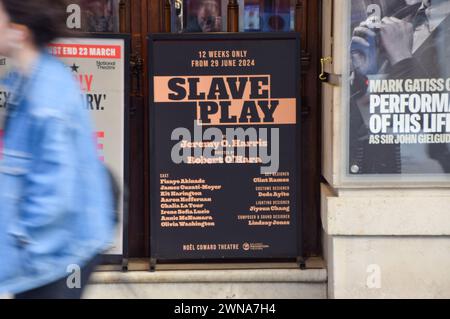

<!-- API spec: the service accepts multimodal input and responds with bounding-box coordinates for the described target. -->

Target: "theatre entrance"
[67,0,322,263]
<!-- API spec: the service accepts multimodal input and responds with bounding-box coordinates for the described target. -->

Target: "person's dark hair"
[1,0,68,48]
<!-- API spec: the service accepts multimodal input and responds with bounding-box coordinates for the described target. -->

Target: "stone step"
[84,267,327,299]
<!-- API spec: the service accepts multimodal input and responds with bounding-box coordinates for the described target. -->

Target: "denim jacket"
[0,52,115,294]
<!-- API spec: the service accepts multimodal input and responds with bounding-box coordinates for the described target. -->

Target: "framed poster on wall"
[343,0,450,185]
[48,34,130,264]
[148,33,302,266]
[0,34,130,265]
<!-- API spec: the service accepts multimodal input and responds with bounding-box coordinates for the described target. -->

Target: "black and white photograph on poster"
[348,0,450,175]
[66,0,120,32]
[184,0,223,32]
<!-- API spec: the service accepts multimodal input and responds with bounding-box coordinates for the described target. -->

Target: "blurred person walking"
[0,0,115,298]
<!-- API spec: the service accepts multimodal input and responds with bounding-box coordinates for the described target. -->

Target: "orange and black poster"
[149,33,301,261]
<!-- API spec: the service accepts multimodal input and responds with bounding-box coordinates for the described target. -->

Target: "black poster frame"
[148,32,302,268]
